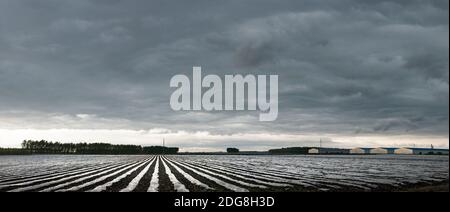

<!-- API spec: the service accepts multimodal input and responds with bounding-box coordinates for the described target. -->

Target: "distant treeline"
[0,148,31,155]
[226,148,240,153]
[143,146,179,154]
[268,147,310,155]
[16,140,179,155]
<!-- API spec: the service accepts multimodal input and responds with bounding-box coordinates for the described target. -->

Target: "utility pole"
[163,138,165,147]
[319,139,322,148]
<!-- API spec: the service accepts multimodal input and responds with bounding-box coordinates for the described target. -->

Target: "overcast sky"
[0,0,448,151]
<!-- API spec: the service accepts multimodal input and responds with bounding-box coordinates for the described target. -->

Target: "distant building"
[395,148,449,155]
[308,148,350,154]
[370,147,397,154]
[350,148,372,154]
[308,148,319,154]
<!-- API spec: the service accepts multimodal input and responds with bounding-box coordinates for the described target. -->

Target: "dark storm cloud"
[0,0,448,138]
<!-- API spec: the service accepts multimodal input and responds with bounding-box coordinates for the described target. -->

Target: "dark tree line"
[0,148,31,155]
[143,146,179,154]
[227,148,240,153]
[268,147,310,155]
[20,140,178,155]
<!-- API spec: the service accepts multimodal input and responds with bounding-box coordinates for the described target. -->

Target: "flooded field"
[0,154,448,192]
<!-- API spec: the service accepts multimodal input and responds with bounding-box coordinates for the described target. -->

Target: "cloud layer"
[0,0,448,149]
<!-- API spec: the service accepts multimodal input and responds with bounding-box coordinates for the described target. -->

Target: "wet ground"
[0,154,448,192]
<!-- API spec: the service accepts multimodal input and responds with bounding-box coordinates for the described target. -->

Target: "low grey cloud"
[0,0,448,148]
